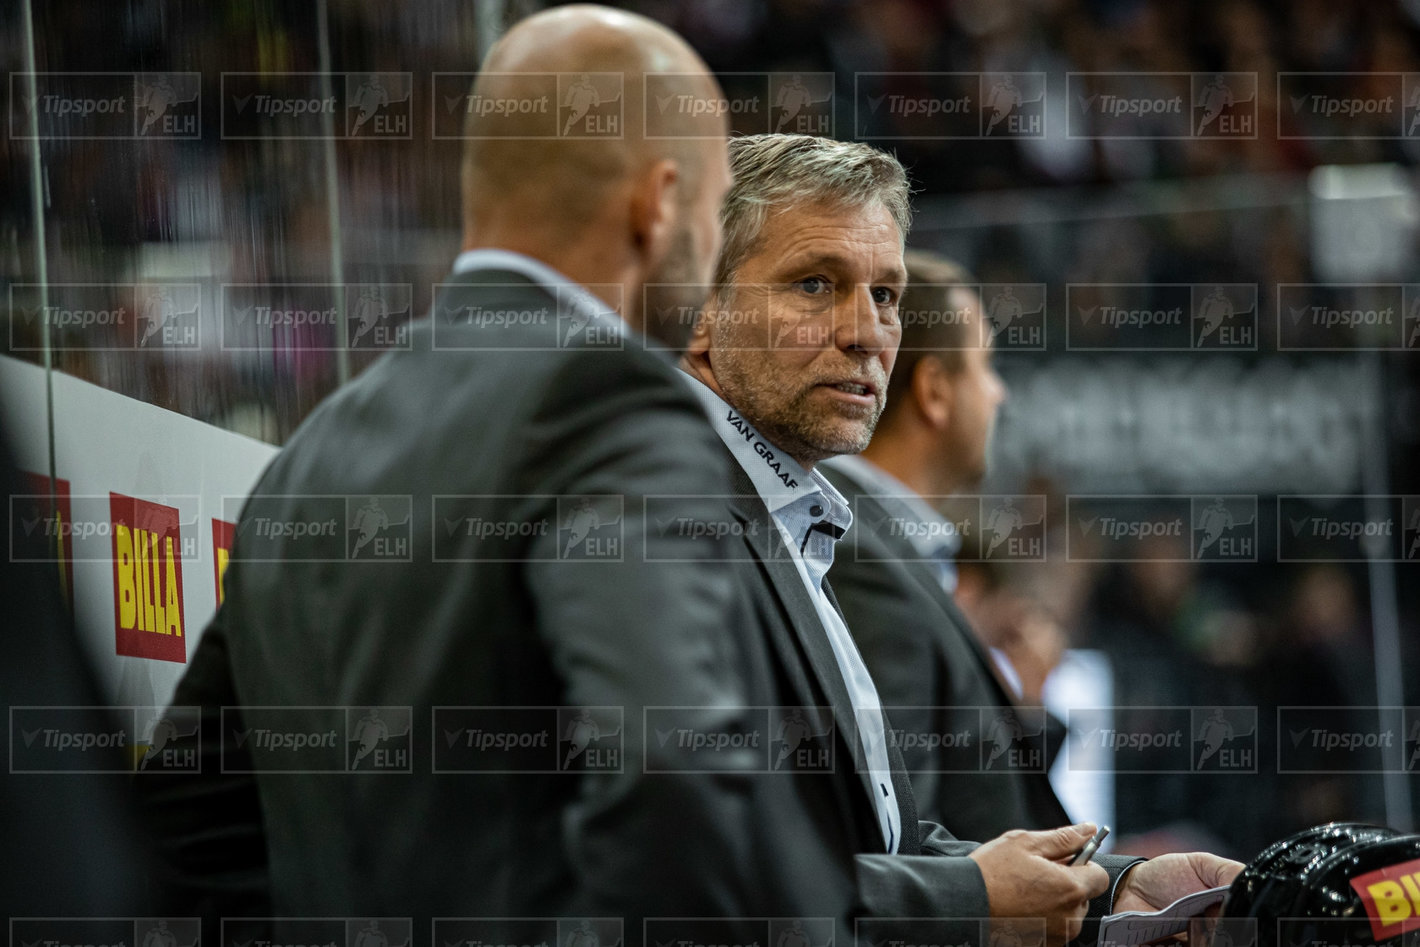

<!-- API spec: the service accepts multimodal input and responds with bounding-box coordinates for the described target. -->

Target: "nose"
[835,284,897,357]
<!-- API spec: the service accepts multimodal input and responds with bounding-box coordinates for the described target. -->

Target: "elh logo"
[1193,284,1257,349]
[138,283,202,349]
[346,706,414,771]
[345,73,413,137]
[558,73,622,137]
[770,918,834,947]
[1191,496,1257,561]
[135,72,201,137]
[557,706,624,772]
[981,284,1047,350]
[981,707,1047,772]
[770,73,834,135]
[1191,73,1256,137]
[1191,706,1257,771]
[111,491,187,663]
[557,495,624,559]
[770,706,835,772]
[347,284,413,350]
[346,495,412,561]
[979,74,1046,137]
[982,496,1046,560]
[135,705,200,772]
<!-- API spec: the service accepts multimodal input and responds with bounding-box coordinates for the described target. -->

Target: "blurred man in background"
[820,251,1075,838]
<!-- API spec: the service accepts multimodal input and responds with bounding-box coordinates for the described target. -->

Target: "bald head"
[463,5,724,234]
[459,5,730,346]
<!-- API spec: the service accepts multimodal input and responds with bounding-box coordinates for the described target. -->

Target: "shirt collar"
[822,453,962,561]
[680,372,852,532]
[451,248,627,331]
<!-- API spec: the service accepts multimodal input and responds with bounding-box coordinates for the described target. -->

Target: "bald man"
[137,6,773,937]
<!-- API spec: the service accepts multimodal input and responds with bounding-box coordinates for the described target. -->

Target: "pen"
[1071,824,1111,866]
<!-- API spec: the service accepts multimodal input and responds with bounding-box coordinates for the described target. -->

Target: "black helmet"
[1222,822,1420,947]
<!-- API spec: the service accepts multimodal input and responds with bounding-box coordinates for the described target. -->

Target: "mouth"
[817,379,878,406]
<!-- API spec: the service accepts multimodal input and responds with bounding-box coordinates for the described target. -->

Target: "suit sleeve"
[132,595,273,928]
[518,349,769,925]
[857,840,1144,936]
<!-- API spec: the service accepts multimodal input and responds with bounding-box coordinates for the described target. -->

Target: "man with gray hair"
[680,133,1241,944]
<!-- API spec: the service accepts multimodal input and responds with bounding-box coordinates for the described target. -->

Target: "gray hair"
[715,134,913,290]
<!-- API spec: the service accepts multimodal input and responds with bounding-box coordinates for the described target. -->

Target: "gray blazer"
[822,463,1075,839]
[137,268,785,939]
[719,460,1141,938]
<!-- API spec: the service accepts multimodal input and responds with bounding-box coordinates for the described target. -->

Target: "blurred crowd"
[3,0,1418,858]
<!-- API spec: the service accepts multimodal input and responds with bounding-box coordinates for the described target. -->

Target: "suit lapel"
[724,464,892,848]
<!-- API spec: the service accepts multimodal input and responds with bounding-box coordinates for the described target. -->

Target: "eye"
[871,286,897,306]
[795,276,831,296]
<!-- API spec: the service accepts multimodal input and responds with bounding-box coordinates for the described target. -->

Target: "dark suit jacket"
[821,463,1073,839]
[136,268,786,939]
[718,459,1141,933]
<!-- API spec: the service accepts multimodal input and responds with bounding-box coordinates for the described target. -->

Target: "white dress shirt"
[682,374,902,853]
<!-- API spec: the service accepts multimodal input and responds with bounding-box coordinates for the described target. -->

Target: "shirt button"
[810,504,824,517]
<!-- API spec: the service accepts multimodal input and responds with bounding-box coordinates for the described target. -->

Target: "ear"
[678,290,717,375]
[911,355,953,430]
[629,158,680,264]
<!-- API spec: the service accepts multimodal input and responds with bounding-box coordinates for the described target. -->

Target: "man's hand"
[969,824,1110,947]
[1111,852,1244,915]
